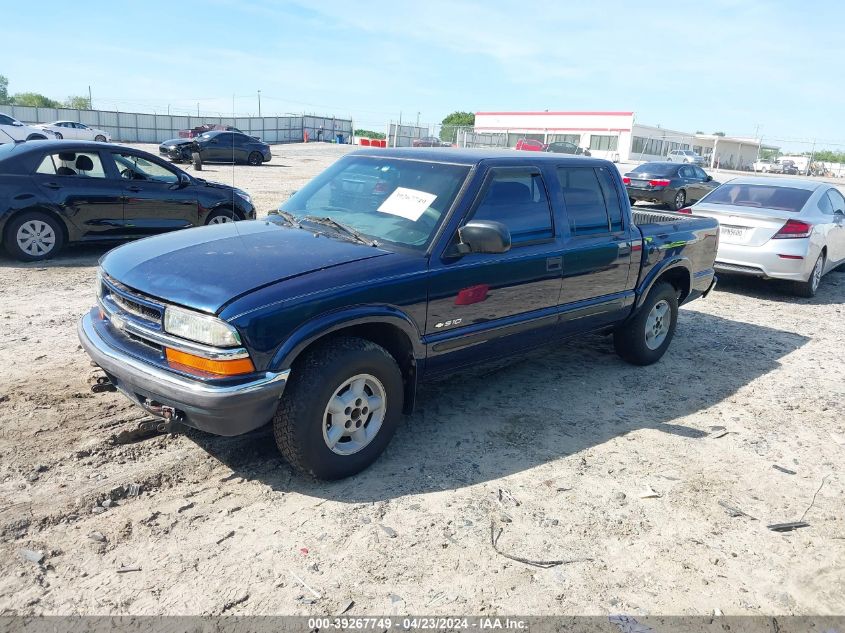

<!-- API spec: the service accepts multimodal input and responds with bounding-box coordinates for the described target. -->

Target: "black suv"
[0,141,256,261]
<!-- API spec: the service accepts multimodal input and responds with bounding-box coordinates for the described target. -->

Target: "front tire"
[614,282,679,365]
[793,252,824,297]
[3,211,65,261]
[247,151,263,166]
[273,336,404,480]
[205,209,238,224]
[54,132,63,140]
[94,135,106,142]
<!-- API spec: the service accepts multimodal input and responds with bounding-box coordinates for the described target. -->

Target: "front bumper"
[78,309,289,436]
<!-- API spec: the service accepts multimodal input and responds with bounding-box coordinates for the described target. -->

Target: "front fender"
[269,305,425,372]
[635,257,692,310]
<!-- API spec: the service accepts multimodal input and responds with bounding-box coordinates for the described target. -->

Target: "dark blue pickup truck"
[79,148,718,479]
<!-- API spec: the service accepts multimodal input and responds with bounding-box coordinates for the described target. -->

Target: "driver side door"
[110,151,200,236]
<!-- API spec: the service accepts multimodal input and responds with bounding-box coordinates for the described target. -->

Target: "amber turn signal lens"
[165,348,255,376]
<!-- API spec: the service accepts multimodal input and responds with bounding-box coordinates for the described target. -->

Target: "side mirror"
[835,209,845,216]
[12,121,23,127]
[457,220,511,254]
[172,172,191,189]
[706,175,713,181]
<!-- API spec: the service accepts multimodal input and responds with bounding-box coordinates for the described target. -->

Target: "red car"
[514,138,545,151]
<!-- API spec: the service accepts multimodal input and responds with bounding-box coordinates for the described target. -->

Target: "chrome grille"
[111,292,162,322]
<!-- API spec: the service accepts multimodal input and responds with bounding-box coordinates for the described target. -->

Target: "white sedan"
[690,177,845,297]
[0,112,55,143]
[34,120,111,142]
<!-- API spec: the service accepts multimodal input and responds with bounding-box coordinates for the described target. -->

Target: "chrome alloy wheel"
[644,299,671,350]
[322,373,386,456]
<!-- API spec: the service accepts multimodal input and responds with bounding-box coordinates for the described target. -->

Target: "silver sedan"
[690,177,845,297]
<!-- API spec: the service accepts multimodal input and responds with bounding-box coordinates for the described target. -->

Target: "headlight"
[164,305,242,347]
[235,190,252,204]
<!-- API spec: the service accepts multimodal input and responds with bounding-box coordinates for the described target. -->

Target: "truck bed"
[632,209,691,225]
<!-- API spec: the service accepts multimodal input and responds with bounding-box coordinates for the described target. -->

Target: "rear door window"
[595,167,624,232]
[470,168,554,243]
[35,151,107,178]
[558,167,612,236]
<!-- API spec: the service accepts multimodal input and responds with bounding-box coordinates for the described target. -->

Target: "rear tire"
[247,151,263,166]
[273,336,404,480]
[54,132,63,140]
[671,189,686,211]
[3,211,65,261]
[793,252,824,297]
[614,282,679,366]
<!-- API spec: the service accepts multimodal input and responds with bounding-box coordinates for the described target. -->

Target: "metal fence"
[0,105,352,145]
[387,122,427,147]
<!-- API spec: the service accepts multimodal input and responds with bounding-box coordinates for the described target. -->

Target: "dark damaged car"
[79,148,718,479]
[159,130,271,166]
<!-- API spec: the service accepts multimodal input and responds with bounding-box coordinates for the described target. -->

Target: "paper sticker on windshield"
[377,187,437,221]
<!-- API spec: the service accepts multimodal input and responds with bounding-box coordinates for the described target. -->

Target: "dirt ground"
[0,142,843,617]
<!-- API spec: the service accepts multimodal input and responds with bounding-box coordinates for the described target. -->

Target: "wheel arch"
[635,259,692,310]
[270,309,424,414]
[204,203,244,222]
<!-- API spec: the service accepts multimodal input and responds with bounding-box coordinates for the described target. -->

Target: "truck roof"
[349,147,608,165]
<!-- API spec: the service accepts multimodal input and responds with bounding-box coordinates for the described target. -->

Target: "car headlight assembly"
[235,190,252,204]
[164,305,242,347]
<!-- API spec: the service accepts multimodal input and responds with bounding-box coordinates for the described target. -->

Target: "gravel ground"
[0,142,843,616]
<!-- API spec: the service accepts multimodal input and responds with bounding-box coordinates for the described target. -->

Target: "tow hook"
[91,375,117,393]
[142,400,186,432]
[110,401,186,445]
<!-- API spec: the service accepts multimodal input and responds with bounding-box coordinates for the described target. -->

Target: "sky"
[3,0,845,149]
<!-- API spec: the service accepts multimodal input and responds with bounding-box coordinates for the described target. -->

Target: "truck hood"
[100,221,392,314]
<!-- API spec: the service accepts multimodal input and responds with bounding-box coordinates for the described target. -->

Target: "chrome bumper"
[78,309,289,436]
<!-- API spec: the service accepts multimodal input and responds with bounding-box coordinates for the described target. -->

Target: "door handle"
[617,241,632,255]
[43,182,61,190]
[546,256,562,272]
[127,186,142,192]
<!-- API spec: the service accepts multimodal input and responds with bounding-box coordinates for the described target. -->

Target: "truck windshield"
[280,156,470,248]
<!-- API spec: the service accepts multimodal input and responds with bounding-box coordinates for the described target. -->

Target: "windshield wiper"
[301,215,378,247]
[269,210,300,227]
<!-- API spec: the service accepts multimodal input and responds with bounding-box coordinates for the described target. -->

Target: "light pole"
[258,90,261,118]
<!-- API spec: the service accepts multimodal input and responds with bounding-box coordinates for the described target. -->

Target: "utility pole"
[807,138,816,176]
[753,124,762,169]
[88,85,92,109]
[258,90,261,118]
[197,103,200,117]
[416,111,420,127]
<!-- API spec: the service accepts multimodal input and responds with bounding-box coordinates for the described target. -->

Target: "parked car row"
[1,113,112,143]
[515,138,592,155]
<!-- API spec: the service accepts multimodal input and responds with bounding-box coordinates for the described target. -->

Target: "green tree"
[354,128,385,140]
[64,95,92,109]
[712,131,726,137]
[440,111,475,142]
[11,92,61,108]
[813,149,845,163]
[0,75,8,105]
